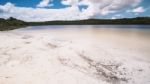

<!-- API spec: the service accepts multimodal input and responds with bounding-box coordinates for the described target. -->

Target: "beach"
[0,26,150,84]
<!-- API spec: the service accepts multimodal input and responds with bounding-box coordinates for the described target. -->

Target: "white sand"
[0,27,150,84]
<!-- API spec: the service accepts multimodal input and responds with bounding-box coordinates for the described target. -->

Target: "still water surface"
[21,25,150,59]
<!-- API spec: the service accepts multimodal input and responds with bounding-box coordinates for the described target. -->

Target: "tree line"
[0,17,150,31]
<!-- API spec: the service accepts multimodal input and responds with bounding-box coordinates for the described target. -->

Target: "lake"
[21,25,150,59]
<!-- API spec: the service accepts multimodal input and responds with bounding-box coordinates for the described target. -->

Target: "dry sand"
[0,26,150,84]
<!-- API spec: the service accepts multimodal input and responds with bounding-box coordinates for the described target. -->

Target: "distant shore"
[0,17,150,31]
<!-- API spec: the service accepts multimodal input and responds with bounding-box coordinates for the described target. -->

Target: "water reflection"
[19,25,150,59]
[24,25,150,30]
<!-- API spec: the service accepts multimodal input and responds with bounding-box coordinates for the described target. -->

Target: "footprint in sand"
[22,35,33,39]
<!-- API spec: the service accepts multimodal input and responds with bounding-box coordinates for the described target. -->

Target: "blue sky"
[0,0,149,21]
[0,0,68,8]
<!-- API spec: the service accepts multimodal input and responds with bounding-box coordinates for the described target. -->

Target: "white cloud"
[111,14,123,19]
[61,0,79,6]
[132,6,145,13]
[61,0,142,15]
[37,0,52,7]
[126,6,146,15]
[0,2,15,12]
[0,0,143,22]
[0,2,91,22]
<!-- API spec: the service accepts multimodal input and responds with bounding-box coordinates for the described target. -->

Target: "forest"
[0,17,150,31]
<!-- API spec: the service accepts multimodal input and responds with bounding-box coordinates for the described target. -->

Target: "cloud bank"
[0,0,146,22]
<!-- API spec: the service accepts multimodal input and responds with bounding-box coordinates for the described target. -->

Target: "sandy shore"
[0,27,150,84]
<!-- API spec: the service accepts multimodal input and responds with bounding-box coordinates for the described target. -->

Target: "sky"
[0,0,150,22]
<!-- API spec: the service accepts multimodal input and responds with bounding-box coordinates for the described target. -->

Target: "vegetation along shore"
[0,17,150,31]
